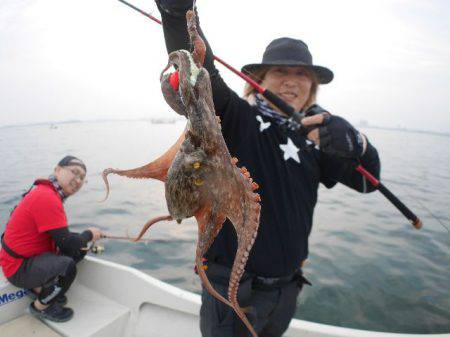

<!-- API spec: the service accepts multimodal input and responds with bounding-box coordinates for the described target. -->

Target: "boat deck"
[1,314,61,337]
[0,280,130,337]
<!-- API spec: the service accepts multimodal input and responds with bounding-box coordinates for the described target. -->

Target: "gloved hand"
[156,0,195,16]
[319,114,365,158]
[302,113,366,159]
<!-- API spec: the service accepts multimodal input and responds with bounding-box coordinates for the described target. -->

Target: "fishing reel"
[90,245,105,254]
[84,242,105,254]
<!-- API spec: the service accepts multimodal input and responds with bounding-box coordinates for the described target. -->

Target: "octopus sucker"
[101,10,260,337]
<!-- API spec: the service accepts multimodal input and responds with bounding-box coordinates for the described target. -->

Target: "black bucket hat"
[241,37,334,84]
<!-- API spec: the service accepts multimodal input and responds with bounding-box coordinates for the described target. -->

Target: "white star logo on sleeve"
[256,115,271,132]
[279,138,301,163]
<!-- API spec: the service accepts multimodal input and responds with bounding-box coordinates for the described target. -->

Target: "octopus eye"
[193,162,201,169]
[194,178,204,186]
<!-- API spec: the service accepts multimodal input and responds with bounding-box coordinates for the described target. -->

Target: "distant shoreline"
[358,125,450,138]
[0,117,184,129]
[0,118,449,138]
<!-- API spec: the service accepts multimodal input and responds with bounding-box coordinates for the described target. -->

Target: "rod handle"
[356,165,422,229]
[377,183,423,229]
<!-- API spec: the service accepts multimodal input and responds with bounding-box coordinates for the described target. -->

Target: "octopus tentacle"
[100,130,186,202]
[161,50,197,111]
[193,158,260,337]
[161,72,186,116]
[227,189,260,337]
[195,206,232,308]
[186,10,205,67]
[131,215,173,242]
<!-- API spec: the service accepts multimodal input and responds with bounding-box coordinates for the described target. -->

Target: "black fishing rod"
[116,0,423,230]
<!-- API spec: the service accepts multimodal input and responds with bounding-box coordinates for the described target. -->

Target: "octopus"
[101,10,261,337]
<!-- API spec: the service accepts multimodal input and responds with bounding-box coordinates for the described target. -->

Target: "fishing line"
[415,200,449,233]
[386,137,450,235]
[101,233,151,243]
[385,179,450,234]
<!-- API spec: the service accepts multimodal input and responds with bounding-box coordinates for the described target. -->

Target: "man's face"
[54,165,86,196]
[260,66,313,114]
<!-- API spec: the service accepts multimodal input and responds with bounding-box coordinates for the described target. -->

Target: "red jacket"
[0,181,68,278]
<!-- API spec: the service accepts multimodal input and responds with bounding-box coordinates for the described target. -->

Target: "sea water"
[0,120,449,333]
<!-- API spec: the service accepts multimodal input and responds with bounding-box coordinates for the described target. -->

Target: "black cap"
[58,155,87,172]
[241,37,334,84]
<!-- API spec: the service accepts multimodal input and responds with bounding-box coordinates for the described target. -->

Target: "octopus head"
[166,148,211,219]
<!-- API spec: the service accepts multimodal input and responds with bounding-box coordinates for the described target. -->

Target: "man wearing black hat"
[0,156,103,322]
[156,1,381,336]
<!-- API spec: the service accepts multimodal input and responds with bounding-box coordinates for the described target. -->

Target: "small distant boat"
[1,257,448,337]
[150,117,177,124]
[50,124,58,130]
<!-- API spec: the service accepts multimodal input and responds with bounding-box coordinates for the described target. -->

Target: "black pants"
[7,252,81,305]
[199,264,303,337]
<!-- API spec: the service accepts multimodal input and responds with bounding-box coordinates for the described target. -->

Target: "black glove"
[156,0,194,16]
[319,115,365,159]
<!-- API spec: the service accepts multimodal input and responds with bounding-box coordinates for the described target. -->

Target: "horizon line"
[0,118,449,137]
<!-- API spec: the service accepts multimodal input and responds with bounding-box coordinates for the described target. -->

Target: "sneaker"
[28,290,68,306]
[57,295,68,306]
[29,302,74,322]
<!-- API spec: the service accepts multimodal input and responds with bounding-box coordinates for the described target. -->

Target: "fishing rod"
[117,0,300,120]
[116,0,423,230]
[101,234,134,241]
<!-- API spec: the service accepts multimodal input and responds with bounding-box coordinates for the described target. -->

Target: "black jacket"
[158,7,381,277]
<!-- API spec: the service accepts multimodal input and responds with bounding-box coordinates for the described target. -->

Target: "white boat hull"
[0,256,448,337]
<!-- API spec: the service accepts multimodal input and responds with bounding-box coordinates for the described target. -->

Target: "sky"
[0,0,449,132]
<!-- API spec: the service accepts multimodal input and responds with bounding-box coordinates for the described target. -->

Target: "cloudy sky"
[1,0,449,132]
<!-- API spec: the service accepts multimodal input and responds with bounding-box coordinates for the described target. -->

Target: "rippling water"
[0,121,449,333]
